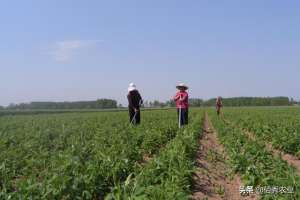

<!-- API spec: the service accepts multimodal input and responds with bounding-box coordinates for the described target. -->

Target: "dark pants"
[216,106,221,116]
[177,108,188,127]
[129,108,140,125]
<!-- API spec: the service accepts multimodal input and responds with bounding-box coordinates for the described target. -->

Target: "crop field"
[0,107,299,199]
[208,107,300,200]
[0,110,203,199]
[221,107,300,157]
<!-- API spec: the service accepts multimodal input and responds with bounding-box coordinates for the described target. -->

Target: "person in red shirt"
[216,96,223,116]
[173,83,189,127]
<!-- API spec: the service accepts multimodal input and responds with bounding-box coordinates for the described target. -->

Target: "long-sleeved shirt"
[174,91,189,109]
[127,90,143,109]
[216,99,222,108]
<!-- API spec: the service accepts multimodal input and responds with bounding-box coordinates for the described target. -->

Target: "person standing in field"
[173,83,189,127]
[216,96,223,116]
[127,83,143,125]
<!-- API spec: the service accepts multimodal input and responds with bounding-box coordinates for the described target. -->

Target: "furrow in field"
[192,112,257,200]
[211,111,300,200]
[222,108,300,158]
[223,117,300,175]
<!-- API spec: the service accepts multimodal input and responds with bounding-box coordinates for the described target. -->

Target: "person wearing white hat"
[173,83,189,127]
[127,83,143,125]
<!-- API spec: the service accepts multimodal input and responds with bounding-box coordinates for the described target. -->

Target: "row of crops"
[222,107,300,157]
[208,108,300,199]
[0,109,203,199]
[106,112,203,199]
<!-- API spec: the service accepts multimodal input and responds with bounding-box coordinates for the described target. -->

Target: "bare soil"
[191,113,257,200]
[141,153,153,165]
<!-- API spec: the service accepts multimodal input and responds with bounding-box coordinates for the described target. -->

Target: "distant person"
[127,83,143,125]
[173,83,189,127]
[216,96,223,116]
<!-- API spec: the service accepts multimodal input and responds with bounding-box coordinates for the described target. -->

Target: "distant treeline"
[0,97,298,110]
[202,96,292,107]
[143,97,297,108]
[4,99,118,110]
[142,98,203,108]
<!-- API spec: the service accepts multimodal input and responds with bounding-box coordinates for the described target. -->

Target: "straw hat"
[128,83,137,92]
[176,83,188,90]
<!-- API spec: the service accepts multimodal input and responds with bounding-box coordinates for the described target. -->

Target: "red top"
[174,91,189,109]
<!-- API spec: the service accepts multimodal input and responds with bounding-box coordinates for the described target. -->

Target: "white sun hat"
[176,83,188,90]
[128,83,137,92]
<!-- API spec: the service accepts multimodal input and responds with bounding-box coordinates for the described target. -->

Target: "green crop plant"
[0,110,183,199]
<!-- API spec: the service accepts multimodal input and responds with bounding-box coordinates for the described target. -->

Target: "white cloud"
[50,40,102,62]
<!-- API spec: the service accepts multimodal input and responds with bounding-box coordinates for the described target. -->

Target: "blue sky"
[0,0,299,106]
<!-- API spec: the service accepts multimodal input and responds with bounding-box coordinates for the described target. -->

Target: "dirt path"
[222,118,300,176]
[191,113,257,200]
